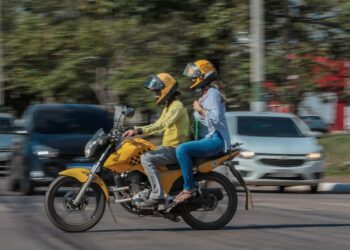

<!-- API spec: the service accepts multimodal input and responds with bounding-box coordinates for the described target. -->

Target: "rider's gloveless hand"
[122,129,136,137]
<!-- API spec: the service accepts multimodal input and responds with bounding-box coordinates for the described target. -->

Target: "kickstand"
[107,199,118,224]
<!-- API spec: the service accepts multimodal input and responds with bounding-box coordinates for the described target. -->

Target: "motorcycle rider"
[174,60,231,203]
[123,73,190,206]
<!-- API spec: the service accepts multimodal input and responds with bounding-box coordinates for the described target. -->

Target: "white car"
[223,111,324,192]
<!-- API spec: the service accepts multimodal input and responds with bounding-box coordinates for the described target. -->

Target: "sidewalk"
[243,176,350,193]
[276,176,350,193]
[322,175,350,183]
[317,175,350,193]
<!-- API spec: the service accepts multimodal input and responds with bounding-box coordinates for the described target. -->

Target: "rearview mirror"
[122,106,135,118]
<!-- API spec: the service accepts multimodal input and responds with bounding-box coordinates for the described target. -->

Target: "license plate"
[270,171,298,178]
[66,163,94,169]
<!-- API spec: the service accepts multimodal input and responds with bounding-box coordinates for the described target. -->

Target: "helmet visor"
[144,75,165,90]
[183,63,201,78]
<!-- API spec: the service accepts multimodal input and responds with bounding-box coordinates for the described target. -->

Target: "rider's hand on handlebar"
[122,129,136,138]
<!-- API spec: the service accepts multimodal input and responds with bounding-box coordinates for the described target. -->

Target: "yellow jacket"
[135,100,190,147]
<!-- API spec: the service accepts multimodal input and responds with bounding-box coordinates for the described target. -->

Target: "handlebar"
[97,134,114,145]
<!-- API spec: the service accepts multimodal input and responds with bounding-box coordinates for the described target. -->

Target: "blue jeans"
[176,131,225,190]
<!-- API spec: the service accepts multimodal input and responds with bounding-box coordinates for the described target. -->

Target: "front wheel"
[180,172,238,230]
[44,176,106,232]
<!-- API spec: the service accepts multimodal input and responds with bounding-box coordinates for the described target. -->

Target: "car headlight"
[306,152,322,161]
[239,151,255,159]
[32,145,59,158]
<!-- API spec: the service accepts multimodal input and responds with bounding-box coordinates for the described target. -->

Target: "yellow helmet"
[144,73,178,105]
[183,59,218,89]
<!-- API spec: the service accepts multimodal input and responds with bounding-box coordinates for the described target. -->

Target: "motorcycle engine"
[123,171,151,205]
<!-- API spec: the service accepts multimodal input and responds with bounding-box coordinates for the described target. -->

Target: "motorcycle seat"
[165,151,226,171]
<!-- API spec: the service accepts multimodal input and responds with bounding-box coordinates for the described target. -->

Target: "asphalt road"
[0,179,349,250]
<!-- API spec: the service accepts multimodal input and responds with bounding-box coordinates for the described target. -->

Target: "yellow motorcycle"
[44,106,253,232]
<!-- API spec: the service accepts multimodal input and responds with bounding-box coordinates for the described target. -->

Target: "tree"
[3,0,350,114]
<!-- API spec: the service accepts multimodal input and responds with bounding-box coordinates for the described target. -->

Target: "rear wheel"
[44,176,106,232]
[180,172,238,230]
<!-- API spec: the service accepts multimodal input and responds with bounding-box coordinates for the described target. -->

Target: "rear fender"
[59,168,109,199]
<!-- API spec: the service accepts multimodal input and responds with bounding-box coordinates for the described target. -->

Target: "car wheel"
[7,176,20,192]
[19,177,34,195]
[7,153,22,192]
[310,184,318,193]
[278,186,285,192]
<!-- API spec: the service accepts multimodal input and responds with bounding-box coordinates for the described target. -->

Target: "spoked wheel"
[180,172,238,230]
[44,176,106,232]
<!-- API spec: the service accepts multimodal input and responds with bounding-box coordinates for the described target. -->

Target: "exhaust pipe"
[111,186,129,192]
[114,197,132,203]
[111,186,131,203]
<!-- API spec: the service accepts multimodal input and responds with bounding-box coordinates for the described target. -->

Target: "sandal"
[174,189,194,204]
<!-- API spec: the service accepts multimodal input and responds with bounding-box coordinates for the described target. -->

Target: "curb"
[275,182,350,193]
[318,182,350,193]
[215,167,350,194]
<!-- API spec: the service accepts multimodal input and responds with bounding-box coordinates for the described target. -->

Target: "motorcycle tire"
[180,171,238,230]
[44,176,106,232]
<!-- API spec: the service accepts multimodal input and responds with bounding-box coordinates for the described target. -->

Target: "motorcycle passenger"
[174,60,231,203]
[123,73,190,206]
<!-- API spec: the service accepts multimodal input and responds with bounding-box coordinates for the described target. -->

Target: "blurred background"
[0,0,348,118]
[1,0,350,188]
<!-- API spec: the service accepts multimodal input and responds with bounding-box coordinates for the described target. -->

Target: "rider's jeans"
[140,147,177,200]
[176,131,225,190]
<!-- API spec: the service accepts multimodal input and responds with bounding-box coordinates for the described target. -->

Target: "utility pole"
[0,0,4,107]
[250,0,265,111]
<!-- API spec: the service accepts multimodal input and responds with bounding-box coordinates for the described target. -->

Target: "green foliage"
[319,135,350,176]
[3,0,350,113]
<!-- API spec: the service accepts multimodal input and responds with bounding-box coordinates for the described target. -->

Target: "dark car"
[299,115,329,133]
[0,113,17,177]
[7,104,113,194]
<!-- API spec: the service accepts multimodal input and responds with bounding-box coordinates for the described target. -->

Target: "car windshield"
[32,108,112,134]
[301,116,324,123]
[0,117,14,133]
[236,116,305,137]
[309,116,321,121]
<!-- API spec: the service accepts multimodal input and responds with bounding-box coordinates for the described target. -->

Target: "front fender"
[59,168,109,199]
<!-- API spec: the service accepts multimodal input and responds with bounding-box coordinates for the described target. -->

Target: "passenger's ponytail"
[209,80,228,103]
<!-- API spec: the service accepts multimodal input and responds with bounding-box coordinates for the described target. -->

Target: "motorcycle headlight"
[239,151,255,159]
[307,152,322,161]
[85,140,98,158]
[32,145,59,158]
[85,128,108,159]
